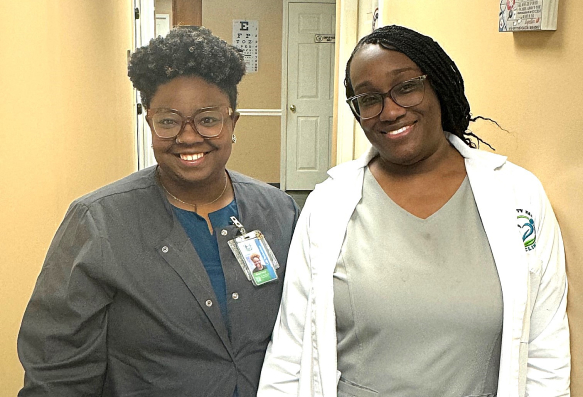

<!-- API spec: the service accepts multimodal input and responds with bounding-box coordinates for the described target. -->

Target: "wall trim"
[237,108,282,116]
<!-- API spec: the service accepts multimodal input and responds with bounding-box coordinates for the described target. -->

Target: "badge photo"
[245,249,277,285]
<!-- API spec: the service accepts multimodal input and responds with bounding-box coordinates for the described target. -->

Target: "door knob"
[289,104,296,113]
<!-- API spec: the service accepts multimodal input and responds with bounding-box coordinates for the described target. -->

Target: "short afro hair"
[128,26,246,109]
[345,25,490,148]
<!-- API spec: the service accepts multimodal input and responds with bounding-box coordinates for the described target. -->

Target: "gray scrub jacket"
[18,167,300,397]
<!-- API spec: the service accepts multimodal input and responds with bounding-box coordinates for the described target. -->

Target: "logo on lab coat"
[517,209,536,251]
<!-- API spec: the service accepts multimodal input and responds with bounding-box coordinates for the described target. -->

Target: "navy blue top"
[173,199,239,326]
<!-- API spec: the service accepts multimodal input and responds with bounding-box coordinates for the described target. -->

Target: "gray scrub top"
[334,168,502,397]
[18,167,300,397]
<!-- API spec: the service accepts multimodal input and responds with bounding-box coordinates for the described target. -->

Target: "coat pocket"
[337,377,379,397]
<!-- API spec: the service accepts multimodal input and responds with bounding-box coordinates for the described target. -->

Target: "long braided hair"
[345,25,491,148]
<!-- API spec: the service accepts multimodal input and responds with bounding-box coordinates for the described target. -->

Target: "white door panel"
[286,2,335,190]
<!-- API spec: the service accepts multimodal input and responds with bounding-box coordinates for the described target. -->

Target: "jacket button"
[232,292,239,300]
[221,229,228,236]
[205,300,213,307]
[161,246,169,253]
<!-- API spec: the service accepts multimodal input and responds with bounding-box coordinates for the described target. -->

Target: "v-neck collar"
[364,167,470,222]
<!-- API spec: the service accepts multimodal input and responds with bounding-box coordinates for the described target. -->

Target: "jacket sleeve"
[525,183,570,396]
[17,202,114,396]
[258,197,314,396]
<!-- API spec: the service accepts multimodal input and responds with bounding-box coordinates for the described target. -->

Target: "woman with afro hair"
[18,27,299,396]
[259,25,569,396]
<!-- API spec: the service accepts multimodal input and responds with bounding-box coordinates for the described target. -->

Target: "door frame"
[280,0,336,191]
[133,0,156,170]
[335,0,385,166]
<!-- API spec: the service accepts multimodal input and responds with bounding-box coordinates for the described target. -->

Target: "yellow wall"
[378,1,582,393]
[0,1,135,394]
[203,0,283,183]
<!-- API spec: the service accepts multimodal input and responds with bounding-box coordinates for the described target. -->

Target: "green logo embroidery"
[517,209,536,251]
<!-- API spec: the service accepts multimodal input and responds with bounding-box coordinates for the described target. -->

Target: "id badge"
[228,225,280,287]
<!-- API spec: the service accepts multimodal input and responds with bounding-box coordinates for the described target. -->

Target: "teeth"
[180,153,204,161]
[388,125,409,135]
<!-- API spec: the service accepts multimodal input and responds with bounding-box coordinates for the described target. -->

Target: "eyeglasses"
[146,106,234,139]
[346,75,427,120]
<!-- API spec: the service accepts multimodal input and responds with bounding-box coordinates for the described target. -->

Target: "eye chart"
[232,20,259,73]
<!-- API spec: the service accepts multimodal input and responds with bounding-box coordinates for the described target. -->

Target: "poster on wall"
[499,0,559,32]
[232,20,258,73]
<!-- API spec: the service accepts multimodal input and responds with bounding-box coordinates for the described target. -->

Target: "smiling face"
[252,256,263,269]
[148,76,239,189]
[349,44,446,167]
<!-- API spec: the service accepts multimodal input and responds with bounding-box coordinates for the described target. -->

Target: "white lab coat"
[258,133,570,396]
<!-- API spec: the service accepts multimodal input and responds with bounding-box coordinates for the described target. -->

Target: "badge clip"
[230,216,246,235]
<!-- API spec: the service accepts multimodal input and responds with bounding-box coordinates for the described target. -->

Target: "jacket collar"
[446,132,507,169]
[326,145,376,181]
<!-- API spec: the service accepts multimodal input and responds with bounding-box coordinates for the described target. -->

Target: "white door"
[285,2,335,190]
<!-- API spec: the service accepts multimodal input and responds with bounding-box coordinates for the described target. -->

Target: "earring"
[232,134,237,143]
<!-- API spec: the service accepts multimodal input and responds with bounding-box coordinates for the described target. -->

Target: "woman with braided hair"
[259,25,569,396]
[18,27,299,396]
